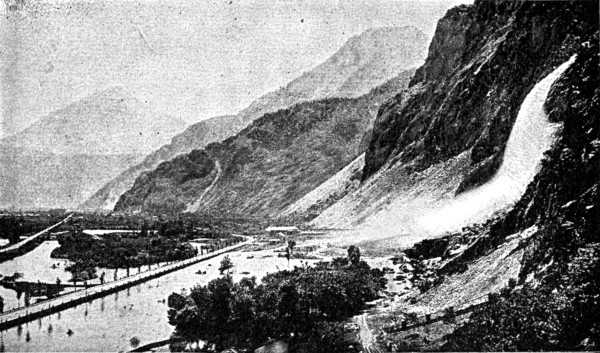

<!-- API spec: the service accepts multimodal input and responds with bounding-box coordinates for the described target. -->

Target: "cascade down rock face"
[308,1,597,241]
[83,26,428,211]
[415,55,574,234]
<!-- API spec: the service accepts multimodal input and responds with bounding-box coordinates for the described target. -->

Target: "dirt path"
[358,313,382,353]
[186,159,222,212]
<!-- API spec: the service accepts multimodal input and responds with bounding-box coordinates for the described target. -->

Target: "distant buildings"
[265,226,300,236]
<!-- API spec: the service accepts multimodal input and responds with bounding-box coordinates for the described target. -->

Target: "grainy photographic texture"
[0,0,598,352]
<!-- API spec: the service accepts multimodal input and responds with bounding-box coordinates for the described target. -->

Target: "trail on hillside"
[358,313,383,353]
[185,160,222,213]
[416,55,576,233]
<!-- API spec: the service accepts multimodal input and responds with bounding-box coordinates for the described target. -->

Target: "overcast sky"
[0,0,470,138]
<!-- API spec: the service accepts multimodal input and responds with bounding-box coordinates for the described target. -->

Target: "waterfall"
[418,55,576,233]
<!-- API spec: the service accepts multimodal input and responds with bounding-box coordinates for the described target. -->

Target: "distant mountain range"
[1,87,186,156]
[0,87,186,209]
[114,70,415,215]
[82,26,428,211]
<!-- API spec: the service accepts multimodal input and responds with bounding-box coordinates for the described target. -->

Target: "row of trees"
[52,232,198,281]
[167,246,386,352]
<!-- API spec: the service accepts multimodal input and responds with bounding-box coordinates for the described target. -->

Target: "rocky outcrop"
[114,150,216,214]
[83,26,428,211]
[363,1,596,192]
[80,115,241,211]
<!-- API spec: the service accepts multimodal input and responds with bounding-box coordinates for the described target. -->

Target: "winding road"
[186,159,222,212]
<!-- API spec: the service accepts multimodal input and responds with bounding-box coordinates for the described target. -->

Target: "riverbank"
[0,238,326,351]
[0,238,250,331]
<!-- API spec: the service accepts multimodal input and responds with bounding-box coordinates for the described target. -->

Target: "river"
[0,240,319,351]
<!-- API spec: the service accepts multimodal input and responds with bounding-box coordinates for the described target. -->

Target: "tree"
[347,246,360,267]
[286,240,296,264]
[219,256,234,276]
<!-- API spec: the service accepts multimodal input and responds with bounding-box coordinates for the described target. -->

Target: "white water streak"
[418,55,576,233]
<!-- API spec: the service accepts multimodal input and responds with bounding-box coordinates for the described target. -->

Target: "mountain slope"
[0,148,140,210]
[1,87,186,156]
[0,87,186,209]
[370,16,598,353]
[304,2,596,242]
[288,2,597,350]
[83,26,428,211]
[114,70,415,215]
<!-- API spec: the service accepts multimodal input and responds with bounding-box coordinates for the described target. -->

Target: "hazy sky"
[0,0,470,138]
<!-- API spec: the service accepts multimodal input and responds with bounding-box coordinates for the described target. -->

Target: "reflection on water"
[0,241,74,311]
[0,241,72,283]
[1,248,319,351]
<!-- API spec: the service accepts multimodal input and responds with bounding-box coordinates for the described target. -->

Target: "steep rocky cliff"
[364,1,594,184]
[83,26,428,211]
[114,70,415,215]
[384,31,598,352]
[308,1,597,237]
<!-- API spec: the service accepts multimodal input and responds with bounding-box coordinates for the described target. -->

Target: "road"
[186,159,222,212]
[0,236,253,330]
[0,214,73,254]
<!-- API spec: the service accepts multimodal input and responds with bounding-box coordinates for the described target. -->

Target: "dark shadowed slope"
[114,70,415,216]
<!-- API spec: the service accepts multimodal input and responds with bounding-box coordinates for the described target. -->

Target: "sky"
[0,0,471,138]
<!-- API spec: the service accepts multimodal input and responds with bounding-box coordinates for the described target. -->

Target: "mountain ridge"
[113,69,416,215]
[0,87,187,209]
[83,25,429,211]
[1,86,186,156]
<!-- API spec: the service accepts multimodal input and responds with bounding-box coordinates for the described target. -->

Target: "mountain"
[290,2,597,243]
[0,87,187,209]
[82,26,429,211]
[261,2,598,351]
[113,70,415,215]
[307,2,596,351]
[1,87,186,156]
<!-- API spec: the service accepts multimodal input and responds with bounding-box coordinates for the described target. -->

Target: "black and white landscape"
[0,0,598,352]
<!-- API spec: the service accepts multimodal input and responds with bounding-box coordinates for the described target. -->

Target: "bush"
[443,286,568,351]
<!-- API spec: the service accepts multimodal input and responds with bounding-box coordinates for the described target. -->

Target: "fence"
[382,294,490,333]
